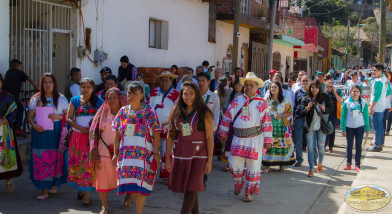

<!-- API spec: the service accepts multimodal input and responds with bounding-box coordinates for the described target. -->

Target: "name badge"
[242,106,250,116]
[125,124,135,136]
[182,123,192,136]
[353,109,360,118]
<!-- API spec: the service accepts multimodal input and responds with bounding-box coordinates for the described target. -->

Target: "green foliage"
[350,45,358,55]
[300,0,348,25]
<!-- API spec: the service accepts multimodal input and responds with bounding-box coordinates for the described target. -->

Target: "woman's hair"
[0,73,4,85]
[217,77,228,97]
[351,85,363,111]
[308,80,324,103]
[229,78,243,103]
[385,71,392,82]
[268,81,284,103]
[168,81,212,139]
[39,73,60,108]
[80,78,99,107]
[105,75,118,83]
[127,81,144,102]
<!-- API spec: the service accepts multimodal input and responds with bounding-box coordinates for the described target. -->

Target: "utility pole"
[232,0,241,74]
[346,19,350,69]
[371,31,374,67]
[266,0,278,77]
[379,0,386,65]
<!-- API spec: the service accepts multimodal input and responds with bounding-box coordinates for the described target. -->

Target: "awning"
[294,43,318,52]
[274,34,304,47]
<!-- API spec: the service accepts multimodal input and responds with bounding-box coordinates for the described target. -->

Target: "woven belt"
[233,126,263,138]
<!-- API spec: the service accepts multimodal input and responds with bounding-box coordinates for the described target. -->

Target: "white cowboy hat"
[156,71,179,79]
[240,72,264,87]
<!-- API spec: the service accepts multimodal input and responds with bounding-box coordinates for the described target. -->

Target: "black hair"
[197,71,211,81]
[309,80,324,103]
[80,78,99,107]
[136,73,144,78]
[202,61,209,66]
[351,85,363,112]
[127,82,144,102]
[100,66,112,74]
[10,59,22,68]
[229,78,243,102]
[273,74,283,83]
[352,72,358,76]
[217,77,228,97]
[120,55,129,63]
[374,63,384,72]
[70,67,81,80]
[269,81,284,103]
[105,75,118,83]
[171,65,178,70]
[288,76,296,82]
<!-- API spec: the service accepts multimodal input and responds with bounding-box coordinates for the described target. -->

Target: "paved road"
[0,132,391,214]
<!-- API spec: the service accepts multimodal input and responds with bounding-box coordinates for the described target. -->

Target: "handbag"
[59,115,69,152]
[100,134,114,159]
[315,105,334,135]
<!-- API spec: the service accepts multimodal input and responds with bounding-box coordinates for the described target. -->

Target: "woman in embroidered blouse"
[0,74,22,193]
[165,81,213,214]
[27,73,69,199]
[67,78,103,207]
[262,81,295,173]
[89,88,128,214]
[112,82,161,214]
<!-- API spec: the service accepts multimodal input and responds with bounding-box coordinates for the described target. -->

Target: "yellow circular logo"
[344,185,391,211]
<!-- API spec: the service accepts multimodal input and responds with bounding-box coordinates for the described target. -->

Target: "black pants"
[181,191,199,214]
[326,114,338,150]
[14,95,24,129]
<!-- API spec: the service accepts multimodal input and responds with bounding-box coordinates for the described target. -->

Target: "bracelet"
[153,153,160,156]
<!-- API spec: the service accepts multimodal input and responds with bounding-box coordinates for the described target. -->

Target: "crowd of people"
[0,56,391,214]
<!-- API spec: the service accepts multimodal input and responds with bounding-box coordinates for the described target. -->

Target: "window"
[241,0,249,15]
[149,18,168,49]
[223,47,232,74]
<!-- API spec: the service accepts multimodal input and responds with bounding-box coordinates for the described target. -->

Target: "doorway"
[52,32,70,93]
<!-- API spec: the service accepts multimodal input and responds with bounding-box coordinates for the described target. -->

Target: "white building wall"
[213,21,250,72]
[0,1,10,74]
[272,43,294,80]
[76,0,213,83]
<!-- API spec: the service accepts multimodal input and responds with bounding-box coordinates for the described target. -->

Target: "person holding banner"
[28,73,69,199]
[299,80,333,177]
[367,64,391,152]
[341,85,370,172]
[325,80,342,153]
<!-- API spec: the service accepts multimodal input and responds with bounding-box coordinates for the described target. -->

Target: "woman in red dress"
[165,81,214,214]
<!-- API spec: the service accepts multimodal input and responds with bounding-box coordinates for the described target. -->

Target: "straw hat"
[156,71,179,79]
[240,72,264,87]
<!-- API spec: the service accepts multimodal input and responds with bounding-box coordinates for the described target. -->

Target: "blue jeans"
[372,112,384,148]
[306,130,326,170]
[346,126,364,167]
[294,117,305,164]
[387,110,392,132]
[384,109,391,133]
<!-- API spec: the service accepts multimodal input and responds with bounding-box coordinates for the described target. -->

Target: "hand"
[369,107,374,116]
[219,137,227,145]
[366,131,369,136]
[48,113,59,120]
[111,155,118,167]
[264,143,272,150]
[90,148,100,161]
[204,159,212,175]
[274,114,282,120]
[33,124,44,133]
[153,154,161,171]
[389,108,392,113]
[319,104,326,112]
[165,157,172,173]
[80,127,90,135]
[0,119,8,126]
[342,132,346,137]
[307,102,314,109]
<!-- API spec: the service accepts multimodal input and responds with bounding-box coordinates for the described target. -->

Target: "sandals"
[121,199,132,210]
[6,180,14,193]
[83,200,91,208]
[99,207,109,214]
[37,195,48,200]
[48,187,57,194]
[308,170,314,177]
[77,192,84,200]
[279,166,285,172]
[234,190,241,195]
[162,179,169,185]
[244,194,253,202]
[262,167,271,174]
[223,166,230,172]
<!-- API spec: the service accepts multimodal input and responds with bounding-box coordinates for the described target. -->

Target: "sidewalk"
[0,133,391,214]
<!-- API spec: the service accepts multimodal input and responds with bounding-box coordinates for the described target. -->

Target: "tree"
[299,0,348,25]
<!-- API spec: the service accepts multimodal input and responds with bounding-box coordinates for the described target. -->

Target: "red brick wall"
[284,14,305,41]
[216,0,267,19]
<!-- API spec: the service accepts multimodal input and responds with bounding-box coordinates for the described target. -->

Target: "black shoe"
[294,162,302,167]
[366,147,382,152]
[77,192,84,200]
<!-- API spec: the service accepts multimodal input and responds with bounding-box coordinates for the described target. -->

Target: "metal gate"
[10,0,72,90]
[250,42,267,79]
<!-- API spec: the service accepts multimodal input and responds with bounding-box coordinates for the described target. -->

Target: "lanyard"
[204,94,211,104]
[184,110,195,124]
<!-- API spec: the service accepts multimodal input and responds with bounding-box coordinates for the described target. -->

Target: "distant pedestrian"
[118,55,137,85]
[341,85,370,172]
[64,68,82,100]
[165,81,214,214]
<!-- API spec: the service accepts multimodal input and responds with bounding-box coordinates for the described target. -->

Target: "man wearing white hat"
[146,71,180,184]
[220,72,272,202]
